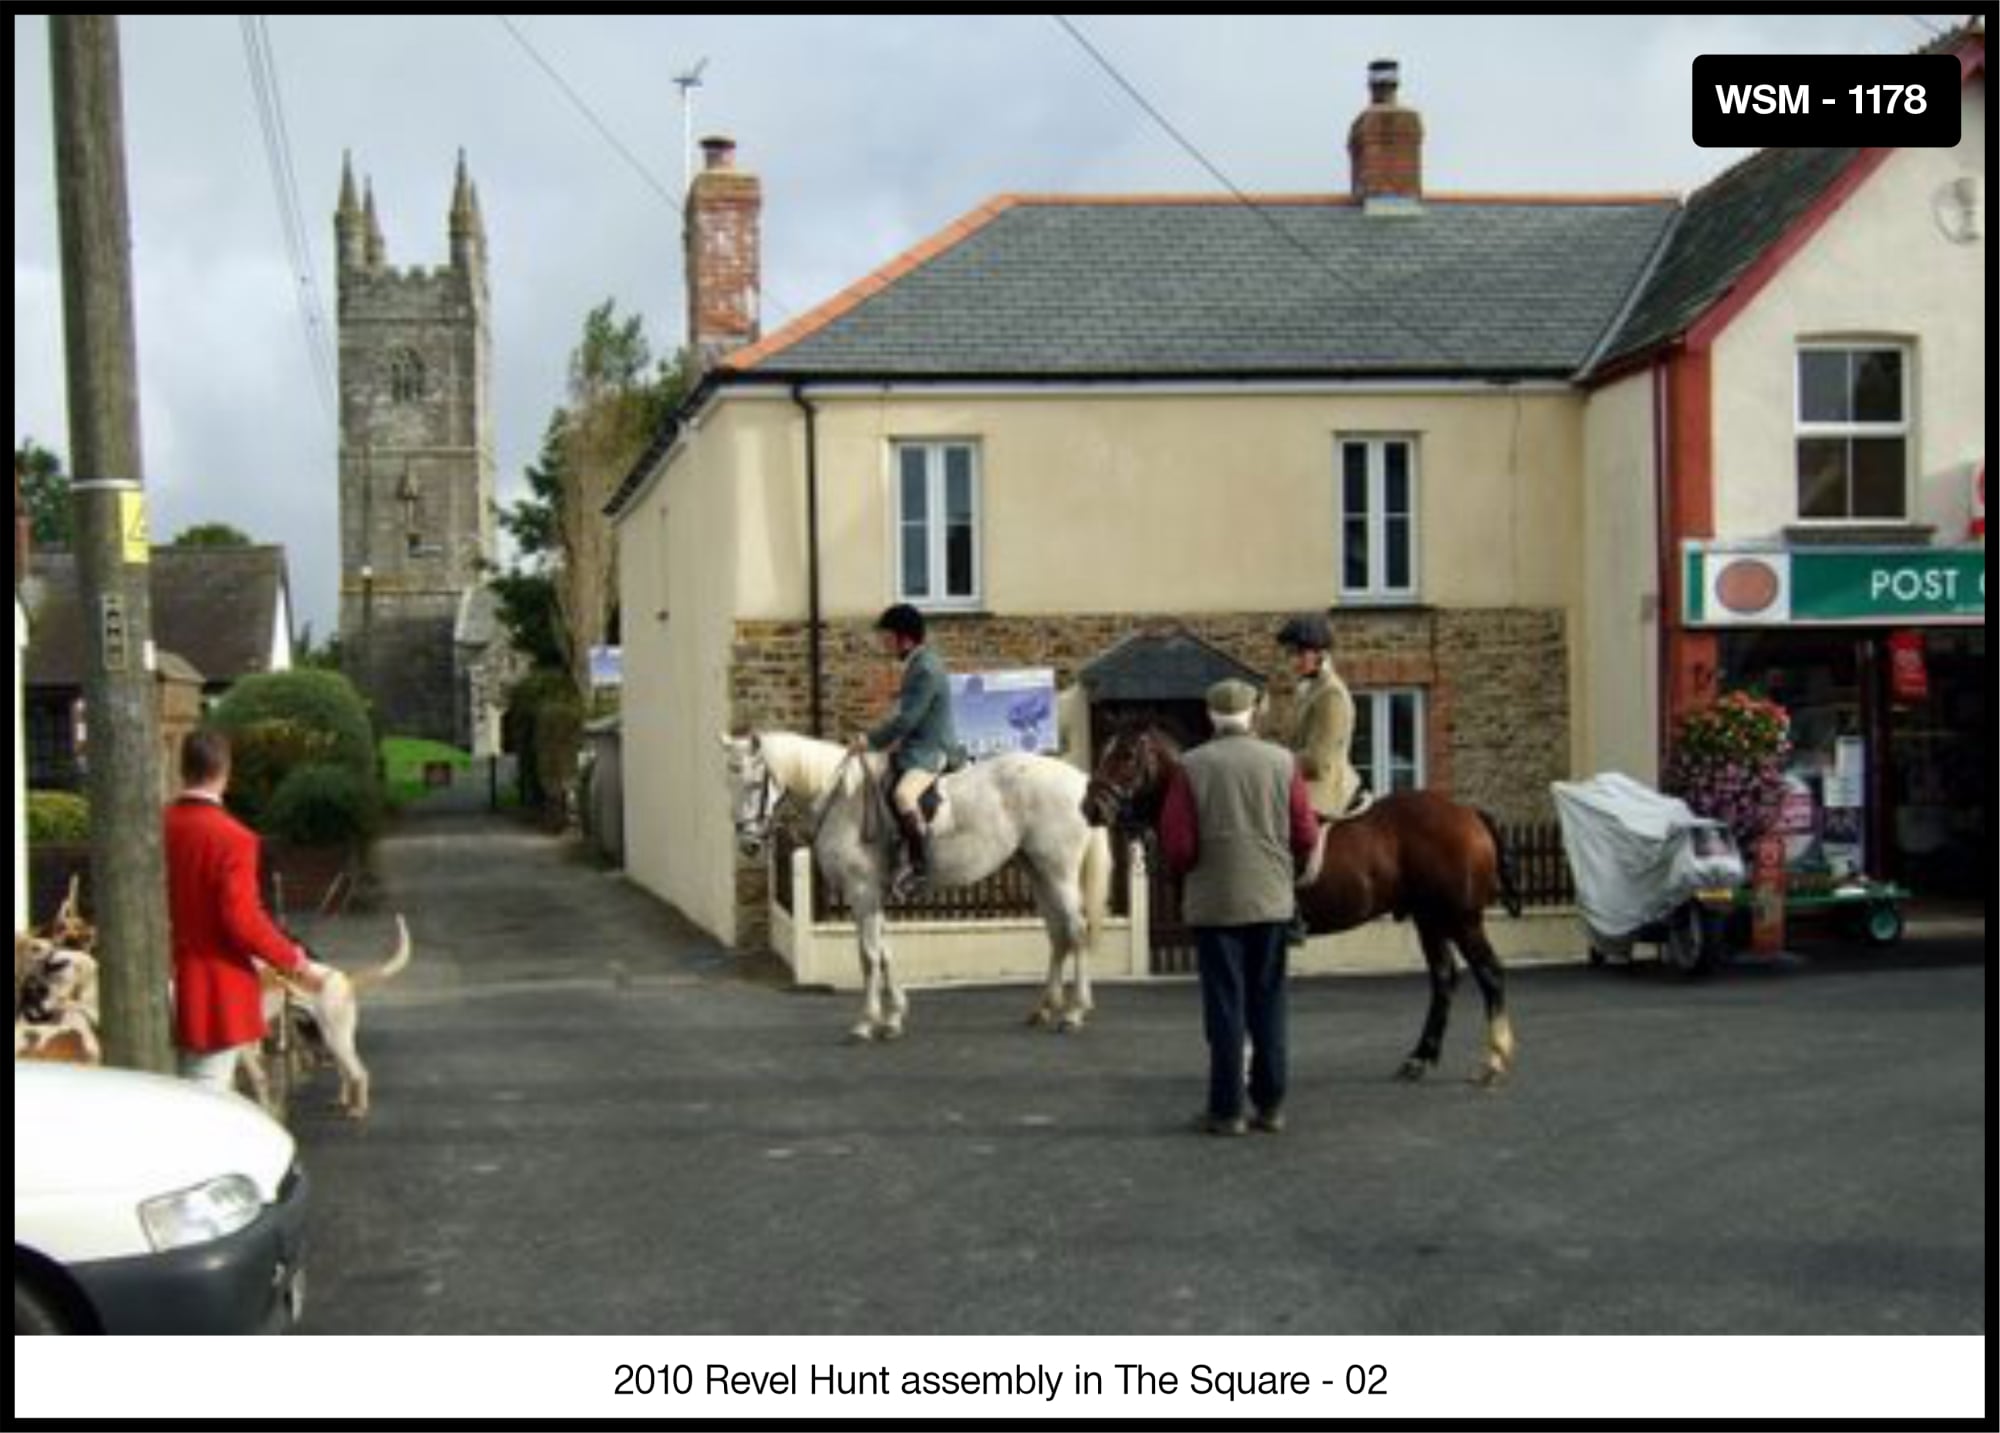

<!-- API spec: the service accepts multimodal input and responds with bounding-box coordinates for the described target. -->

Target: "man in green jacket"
[850,604,959,899]
[1160,679,1319,1135]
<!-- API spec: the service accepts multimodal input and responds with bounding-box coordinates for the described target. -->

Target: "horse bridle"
[1086,731,1158,832]
[733,743,788,845]
[736,745,865,847]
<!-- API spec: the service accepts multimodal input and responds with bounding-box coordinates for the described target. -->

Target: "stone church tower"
[334,152,497,747]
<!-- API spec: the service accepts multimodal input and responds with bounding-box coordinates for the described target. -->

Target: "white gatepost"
[1124,839,1151,979]
[789,843,820,986]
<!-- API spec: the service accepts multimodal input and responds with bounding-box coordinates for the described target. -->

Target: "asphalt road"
[292,813,1986,1335]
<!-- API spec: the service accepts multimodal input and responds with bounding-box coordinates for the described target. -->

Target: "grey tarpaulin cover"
[1551,773,1747,941]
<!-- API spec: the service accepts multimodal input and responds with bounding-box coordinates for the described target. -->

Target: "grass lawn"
[381,736,473,806]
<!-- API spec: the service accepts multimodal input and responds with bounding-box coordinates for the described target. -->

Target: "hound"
[241,916,413,1120]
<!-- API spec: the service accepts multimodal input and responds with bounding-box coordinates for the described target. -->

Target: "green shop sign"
[1685,544,1987,627]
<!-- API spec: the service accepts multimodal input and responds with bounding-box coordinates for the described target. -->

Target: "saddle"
[1297,788,1374,889]
[861,758,948,847]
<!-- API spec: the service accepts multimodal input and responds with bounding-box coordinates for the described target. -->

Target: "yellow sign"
[119,490,150,564]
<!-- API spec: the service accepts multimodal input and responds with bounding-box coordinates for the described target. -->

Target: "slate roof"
[1593,23,1984,373]
[1589,147,1860,373]
[729,195,1679,381]
[23,546,289,689]
[1079,628,1265,704]
[609,28,1982,520]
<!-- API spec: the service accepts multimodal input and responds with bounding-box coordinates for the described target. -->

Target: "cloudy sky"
[14,11,1949,637]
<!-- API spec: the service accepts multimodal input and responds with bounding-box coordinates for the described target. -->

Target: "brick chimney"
[684,136,761,367]
[1348,59,1424,210]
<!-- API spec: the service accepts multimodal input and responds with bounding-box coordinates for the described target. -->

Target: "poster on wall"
[1777,772,1818,868]
[1821,735,1868,877]
[950,669,1057,759]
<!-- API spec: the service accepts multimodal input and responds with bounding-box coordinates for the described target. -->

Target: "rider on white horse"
[848,604,959,901]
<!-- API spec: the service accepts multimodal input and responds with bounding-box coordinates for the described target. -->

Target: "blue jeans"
[1195,924,1289,1121]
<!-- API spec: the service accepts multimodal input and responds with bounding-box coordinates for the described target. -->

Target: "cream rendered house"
[611,67,1682,948]
[614,30,1986,948]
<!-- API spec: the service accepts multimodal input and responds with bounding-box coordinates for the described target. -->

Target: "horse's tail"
[1476,809,1524,919]
[1079,825,1113,953]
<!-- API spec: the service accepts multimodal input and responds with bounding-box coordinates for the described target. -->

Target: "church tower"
[334,152,495,746]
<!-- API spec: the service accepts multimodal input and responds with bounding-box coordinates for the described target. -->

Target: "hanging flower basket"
[1663,690,1793,848]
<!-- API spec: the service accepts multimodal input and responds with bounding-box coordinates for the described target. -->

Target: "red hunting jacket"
[164,795,306,1052]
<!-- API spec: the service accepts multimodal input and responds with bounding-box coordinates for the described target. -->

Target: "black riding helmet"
[876,603,927,644]
[1276,612,1332,652]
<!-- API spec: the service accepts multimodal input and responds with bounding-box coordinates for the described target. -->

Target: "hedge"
[209,669,380,838]
[264,762,379,848]
[27,791,91,843]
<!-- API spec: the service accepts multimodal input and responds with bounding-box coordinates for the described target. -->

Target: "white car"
[13,1062,309,1334]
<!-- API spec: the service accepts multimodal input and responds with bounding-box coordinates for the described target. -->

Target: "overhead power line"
[240,14,339,427]
[492,15,796,324]
[1050,14,1473,370]
[494,14,685,213]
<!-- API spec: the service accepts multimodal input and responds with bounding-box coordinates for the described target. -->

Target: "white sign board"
[950,668,1057,760]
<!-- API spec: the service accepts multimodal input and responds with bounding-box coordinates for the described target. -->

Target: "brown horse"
[1082,725,1522,1085]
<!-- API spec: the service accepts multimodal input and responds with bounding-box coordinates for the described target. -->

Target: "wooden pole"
[50,14,174,1072]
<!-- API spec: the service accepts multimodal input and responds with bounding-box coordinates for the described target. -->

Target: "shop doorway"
[1721,627,1988,898]
[1883,629,1987,898]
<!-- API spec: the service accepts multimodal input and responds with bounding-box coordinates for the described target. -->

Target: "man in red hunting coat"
[163,729,329,1094]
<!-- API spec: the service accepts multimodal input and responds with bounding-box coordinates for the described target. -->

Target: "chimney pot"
[1367,59,1400,103]
[700,136,737,171]
[1349,58,1423,207]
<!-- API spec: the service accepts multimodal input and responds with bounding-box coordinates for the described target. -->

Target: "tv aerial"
[673,58,710,197]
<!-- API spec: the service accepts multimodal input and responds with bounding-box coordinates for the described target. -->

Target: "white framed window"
[893,440,981,608]
[1352,688,1426,795]
[1337,436,1419,601]
[1795,343,1909,522]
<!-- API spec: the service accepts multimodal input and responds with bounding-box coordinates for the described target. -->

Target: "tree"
[495,301,689,698]
[493,412,568,673]
[499,410,566,566]
[490,569,563,672]
[171,521,253,547]
[16,437,71,548]
[295,621,344,672]
[552,301,689,699]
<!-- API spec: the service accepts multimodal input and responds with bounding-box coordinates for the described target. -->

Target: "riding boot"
[892,810,930,901]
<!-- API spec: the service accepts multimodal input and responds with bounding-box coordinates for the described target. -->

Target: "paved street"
[293,811,1986,1335]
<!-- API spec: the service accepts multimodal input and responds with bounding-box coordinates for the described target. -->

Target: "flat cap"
[1205,678,1259,716]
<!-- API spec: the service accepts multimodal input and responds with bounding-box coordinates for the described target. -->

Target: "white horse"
[720,731,1113,1041]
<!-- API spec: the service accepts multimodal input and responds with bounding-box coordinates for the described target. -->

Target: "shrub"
[211,669,380,834]
[27,791,90,843]
[1664,690,1793,846]
[506,668,583,820]
[264,763,379,848]
[223,718,339,828]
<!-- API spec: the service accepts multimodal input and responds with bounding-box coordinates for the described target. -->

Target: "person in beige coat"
[1275,614,1364,820]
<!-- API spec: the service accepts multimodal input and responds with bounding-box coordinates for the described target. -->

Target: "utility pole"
[49,14,173,1074]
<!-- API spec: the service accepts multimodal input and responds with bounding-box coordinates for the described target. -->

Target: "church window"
[388,348,427,404]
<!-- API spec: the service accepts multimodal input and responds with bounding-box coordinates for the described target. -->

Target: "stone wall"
[727,606,1570,948]
[341,599,460,745]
